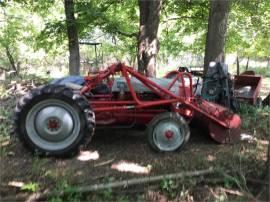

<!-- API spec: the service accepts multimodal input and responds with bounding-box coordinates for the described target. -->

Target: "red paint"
[165,130,174,139]
[234,74,262,105]
[48,119,60,130]
[80,63,241,143]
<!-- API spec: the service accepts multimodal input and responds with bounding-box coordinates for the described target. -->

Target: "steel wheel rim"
[26,99,81,151]
[153,119,184,151]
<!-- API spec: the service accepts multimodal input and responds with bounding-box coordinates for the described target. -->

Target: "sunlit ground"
[77,150,100,161]
[260,77,270,98]
[111,161,152,174]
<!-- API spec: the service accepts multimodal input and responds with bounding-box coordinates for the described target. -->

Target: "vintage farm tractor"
[14,63,241,156]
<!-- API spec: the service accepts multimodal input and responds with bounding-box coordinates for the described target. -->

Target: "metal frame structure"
[81,63,241,143]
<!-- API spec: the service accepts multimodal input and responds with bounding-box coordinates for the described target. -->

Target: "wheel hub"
[25,98,82,152]
[47,118,61,131]
[153,120,184,151]
[34,106,74,142]
[165,130,174,139]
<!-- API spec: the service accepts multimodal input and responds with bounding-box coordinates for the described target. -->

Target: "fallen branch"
[94,158,115,167]
[220,187,257,201]
[76,168,215,192]
[220,187,245,196]
[40,167,215,199]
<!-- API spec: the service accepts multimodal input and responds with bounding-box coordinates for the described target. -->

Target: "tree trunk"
[5,46,19,75]
[64,0,80,75]
[267,142,270,201]
[204,0,230,74]
[137,0,162,77]
[267,57,270,68]
[236,55,240,75]
[246,57,249,70]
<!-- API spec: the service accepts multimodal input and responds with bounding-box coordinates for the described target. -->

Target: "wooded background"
[0,0,269,77]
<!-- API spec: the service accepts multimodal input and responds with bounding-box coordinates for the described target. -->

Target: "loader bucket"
[192,100,241,143]
[208,111,241,143]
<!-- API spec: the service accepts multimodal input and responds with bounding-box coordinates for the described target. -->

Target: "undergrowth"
[239,104,270,138]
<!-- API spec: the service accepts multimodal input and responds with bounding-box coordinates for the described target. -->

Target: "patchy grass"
[253,67,270,78]
[239,104,270,138]
[0,74,269,201]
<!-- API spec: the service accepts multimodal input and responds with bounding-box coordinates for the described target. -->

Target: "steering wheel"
[178,66,190,73]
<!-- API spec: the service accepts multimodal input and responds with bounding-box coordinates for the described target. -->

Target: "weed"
[0,83,9,99]
[0,146,7,156]
[239,104,270,138]
[50,197,62,202]
[0,107,12,139]
[224,175,235,189]
[49,177,82,202]
[254,67,270,78]
[136,194,144,202]
[31,154,48,176]
[21,182,39,192]
[160,179,178,198]
[215,192,227,202]
[179,186,191,201]
[100,188,113,201]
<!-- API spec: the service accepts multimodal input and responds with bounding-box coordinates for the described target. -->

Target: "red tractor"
[14,63,241,156]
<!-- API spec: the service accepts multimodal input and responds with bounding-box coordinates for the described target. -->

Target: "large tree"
[64,0,80,75]
[137,0,162,77]
[204,0,230,73]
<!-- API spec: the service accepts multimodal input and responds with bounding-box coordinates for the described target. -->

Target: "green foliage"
[0,2,30,70]
[0,1,63,73]
[100,188,113,201]
[21,182,39,192]
[0,97,13,139]
[31,155,48,176]
[254,67,270,78]
[76,0,138,61]
[31,0,66,55]
[239,104,270,137]
[160,179,178,198]
[160,0,209,57]
[223,174,237,189]
[226,0,270,58]
[48,176,83,202]
[0,0,269,74]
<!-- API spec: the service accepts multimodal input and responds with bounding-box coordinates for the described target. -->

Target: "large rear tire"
[14,85,95,156]
[147,112,190,152]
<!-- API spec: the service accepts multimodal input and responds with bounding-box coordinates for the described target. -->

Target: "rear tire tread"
[14,84,95,156]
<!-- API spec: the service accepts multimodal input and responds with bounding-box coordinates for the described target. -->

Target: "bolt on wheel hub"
[47,118,61,132]
[153,120,184,151]
[34,106,74,141]
[165,130,174,139]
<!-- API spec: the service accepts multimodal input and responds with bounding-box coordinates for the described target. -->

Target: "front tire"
[14,85,95,156]
[147,112,190,152]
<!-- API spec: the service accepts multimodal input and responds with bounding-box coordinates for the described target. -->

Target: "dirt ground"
[0,80,269,201]
[1,119,269,201]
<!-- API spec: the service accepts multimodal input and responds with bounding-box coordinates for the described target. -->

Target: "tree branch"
[114,30,138,38]
[38,168,215,200]
[162,16,203,23]
[5,46,19,76]
[0,66,9,71]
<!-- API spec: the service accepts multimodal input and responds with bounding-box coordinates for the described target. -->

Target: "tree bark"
[236,55,240,75]
[266,141,270,201]
[64,0,80,75]
[5,46,19,75]
[204,0,230,74]
[246,57,249,70]
[137,0,162,77]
